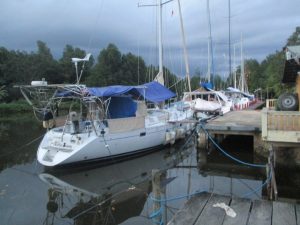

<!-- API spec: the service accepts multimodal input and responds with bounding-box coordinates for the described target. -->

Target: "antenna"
[71,53,91,84]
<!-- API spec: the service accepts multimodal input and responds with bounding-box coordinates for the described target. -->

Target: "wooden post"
[197,130,207,149]
[152,169,162,224]
[266,162,271,200]
[197,148,207,170]
[296,73,300,112]
[269,145,278,200]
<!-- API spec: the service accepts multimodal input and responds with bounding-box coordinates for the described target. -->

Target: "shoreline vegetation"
[0,100,32,116]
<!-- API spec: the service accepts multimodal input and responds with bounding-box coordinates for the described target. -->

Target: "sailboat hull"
[37,114,194,167]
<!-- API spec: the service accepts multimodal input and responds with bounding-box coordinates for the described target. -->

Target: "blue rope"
[149,190,205,225]
[150,190,205,203]
[149,206,164,225]
[199,124,266,168]
[242,170,272,198]
[149,206,163,218]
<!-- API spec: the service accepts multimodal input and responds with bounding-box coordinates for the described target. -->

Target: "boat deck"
[168,192,300,225]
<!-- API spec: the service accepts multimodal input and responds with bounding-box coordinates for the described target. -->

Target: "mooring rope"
[198,124,266,168]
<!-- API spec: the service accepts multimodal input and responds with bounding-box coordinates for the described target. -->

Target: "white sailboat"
[18,65,193,167]
[182,0,232,118]
[183,90,232,116]
[226,35,255,110]
[17,1,195,167]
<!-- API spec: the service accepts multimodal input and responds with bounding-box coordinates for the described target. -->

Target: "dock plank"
[222,197,251,225]
[272,201,297,225]
[194,194,230,225]
[248,199,272,225]
[168,192,299,225]
[167,192,210,225]
[296,204,300,225]
[204,111,261,133]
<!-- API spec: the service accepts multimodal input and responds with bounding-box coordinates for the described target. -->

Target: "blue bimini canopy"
[136,81,176,103]
[87,85,135,98]
[87,81,176,103]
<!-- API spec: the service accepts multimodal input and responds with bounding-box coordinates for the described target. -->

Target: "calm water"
[0,116,298,225]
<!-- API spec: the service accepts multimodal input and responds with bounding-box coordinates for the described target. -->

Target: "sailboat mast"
[177,0,191,92]
[206,0,213,83]
[241,34,245,92]
[158,0,164,84]
[228,0,232,78]
[233,44,236,89]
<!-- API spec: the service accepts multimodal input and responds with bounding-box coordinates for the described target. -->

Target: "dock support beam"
[152,169,167,225]
[267,145,278,200]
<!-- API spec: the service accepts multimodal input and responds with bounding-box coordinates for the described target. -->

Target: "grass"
[0,100,32,117]
[0,99,80,118]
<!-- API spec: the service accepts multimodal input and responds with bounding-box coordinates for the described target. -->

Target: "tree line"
[0,26,299,102]
[0,42,187,102]
[233,27,300,98]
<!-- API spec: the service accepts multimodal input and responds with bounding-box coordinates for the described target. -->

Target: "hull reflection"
[39,139,195,225]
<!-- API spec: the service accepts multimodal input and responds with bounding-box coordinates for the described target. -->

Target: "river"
[0,116,298,225]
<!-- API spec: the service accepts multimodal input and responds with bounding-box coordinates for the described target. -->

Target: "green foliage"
[213,75,226,90]
[286,26,300,46]
[261,51,285,97]
[0,86,7,101]
[87,44,122,86]
[86,43,148,87]
[0,100,32,116]
[245,59,261,92]
[246,27,299,97]
[190,76,199,91]
[60,44,94,83]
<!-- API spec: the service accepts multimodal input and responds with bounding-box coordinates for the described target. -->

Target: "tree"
[60,45,94,83]
[121,53,147,85]
[286,26,300,46]
[0,86,7,101]
[245,59,262,92]
[34,41,63,84]
[87,43,122,86]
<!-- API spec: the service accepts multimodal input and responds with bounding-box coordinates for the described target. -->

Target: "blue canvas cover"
[227,87,255,100]
[87,81,175,103]
[200,82,214,90]
[88,86,134,97]
[136,81,176,103]
[107,96,137,119]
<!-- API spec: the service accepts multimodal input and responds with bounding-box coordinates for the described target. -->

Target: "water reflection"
[39,139,195,225]
[0,117,44,171]
[1,118,299,225]
[38,136,267,225]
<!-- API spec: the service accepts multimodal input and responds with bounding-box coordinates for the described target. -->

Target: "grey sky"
[1,0,300,77]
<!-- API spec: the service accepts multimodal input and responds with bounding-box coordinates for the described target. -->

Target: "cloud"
[0,0,299,77]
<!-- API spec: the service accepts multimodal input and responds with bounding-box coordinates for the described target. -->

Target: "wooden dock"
[203,111,261,135]
[168,192,300,225]
[197,111,264,154]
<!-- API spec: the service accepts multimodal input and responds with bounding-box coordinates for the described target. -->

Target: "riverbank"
[0,100,31,117]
